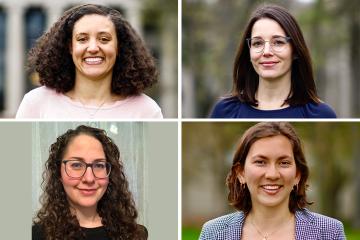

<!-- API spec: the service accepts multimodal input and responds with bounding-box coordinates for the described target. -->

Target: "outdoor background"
[0,0,177,118]
[182,0,360,118]
[182,122,360,239]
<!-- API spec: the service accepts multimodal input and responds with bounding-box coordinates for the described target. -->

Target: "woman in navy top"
[210,5,336,118]
[200,122,345,239]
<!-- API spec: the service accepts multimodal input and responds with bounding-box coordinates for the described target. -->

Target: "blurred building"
[0,0,177,118]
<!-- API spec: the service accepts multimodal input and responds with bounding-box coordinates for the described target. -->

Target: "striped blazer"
[199,209,346,240]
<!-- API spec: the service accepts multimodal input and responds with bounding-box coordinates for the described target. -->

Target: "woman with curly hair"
[199,122,345,239]
[32,125,147,240]
[16,4,162,119]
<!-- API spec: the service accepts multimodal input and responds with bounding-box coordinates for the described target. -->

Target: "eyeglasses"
[62,160,111,179]
[246,36,291,53]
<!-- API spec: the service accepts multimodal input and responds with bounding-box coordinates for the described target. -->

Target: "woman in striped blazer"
[199,122,345,240]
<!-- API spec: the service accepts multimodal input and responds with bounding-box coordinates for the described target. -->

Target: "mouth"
[78,188,97,196]
[260,184,283,195]
[260,61,279,67]
[83,57,104,65]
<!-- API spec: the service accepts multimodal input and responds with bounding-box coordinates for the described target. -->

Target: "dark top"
[32,224,148,240]
[210,97,337,118]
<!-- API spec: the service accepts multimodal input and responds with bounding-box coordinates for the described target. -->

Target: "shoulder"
[296,209,345,239]
[303,102,337,118]
[199,212,244,239]
[32,223,45,240]
[210,96,245,118]
[16,86,60,118]
[126,94,163,118]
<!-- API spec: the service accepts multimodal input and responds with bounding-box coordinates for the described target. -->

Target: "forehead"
[64,134,105,156]
[251,18,286,38]
[247,135,293,156]
[73,14,116,34]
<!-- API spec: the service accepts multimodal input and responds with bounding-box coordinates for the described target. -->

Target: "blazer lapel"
[215,212,245,240]
[295,209,321,240]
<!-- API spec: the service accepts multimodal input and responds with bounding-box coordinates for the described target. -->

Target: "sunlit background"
[0,0,177,118]
[182,122,360,239]
[182,0,360,118]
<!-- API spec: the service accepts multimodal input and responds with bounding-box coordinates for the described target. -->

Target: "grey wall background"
[0,121,178,240]
[0,122,32,239]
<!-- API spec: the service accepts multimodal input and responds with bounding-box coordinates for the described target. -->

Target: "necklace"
[78,98,107,119]
[249,214,293,240]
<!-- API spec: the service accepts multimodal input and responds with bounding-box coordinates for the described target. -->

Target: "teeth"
[262,185,280,190]
[84,57,103,63]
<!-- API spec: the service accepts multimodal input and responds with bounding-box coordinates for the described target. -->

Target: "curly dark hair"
[28,4,157,96]
[33,125,146,240]
[227,122,312,214]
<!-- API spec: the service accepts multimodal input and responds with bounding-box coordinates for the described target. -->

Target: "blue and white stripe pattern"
[199,208,346,240]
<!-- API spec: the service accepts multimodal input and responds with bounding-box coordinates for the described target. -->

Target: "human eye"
[253,159,266,165]
[251,39,264,48]
[272,37,287,46]
[279,160,292,167]
[69,161,84,170]
[93,162,106,169]
[76,36,88,43]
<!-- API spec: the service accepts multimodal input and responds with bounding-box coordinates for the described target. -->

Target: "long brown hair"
[232,4,319,106]
[227,122,311,214]
[34,125,146,240]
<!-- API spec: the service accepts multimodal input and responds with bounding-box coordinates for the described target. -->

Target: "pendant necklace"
[78,98,107,119]
[249,214,293,240]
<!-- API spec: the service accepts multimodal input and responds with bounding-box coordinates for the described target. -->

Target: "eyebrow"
[66,157,107,162]
[250,154,293,160]
[252,34,287,39]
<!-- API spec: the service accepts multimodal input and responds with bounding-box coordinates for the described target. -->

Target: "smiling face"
[250,18,293,83]
[239,135,300,210]
[70,14,118,81]
[61,134,109,210]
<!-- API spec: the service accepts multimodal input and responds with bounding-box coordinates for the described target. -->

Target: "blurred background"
[182,122,360,239]
[182,0,360,118]
[0,0,177,118]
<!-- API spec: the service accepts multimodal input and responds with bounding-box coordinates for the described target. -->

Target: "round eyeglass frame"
[246,36,291,53]
[62,160,112,179]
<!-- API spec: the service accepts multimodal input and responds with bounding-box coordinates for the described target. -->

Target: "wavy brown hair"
[232,4,319,106]
[33,125,146,240]
[227,122,312,214]
[28,4,157,96]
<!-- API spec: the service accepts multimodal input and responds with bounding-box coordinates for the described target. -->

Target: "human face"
[249,18,293,82]
[70,14,118,81]
[239,135,300,210]
[61,134,109,210]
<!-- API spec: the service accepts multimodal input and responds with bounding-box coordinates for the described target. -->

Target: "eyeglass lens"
[64,160,111,178]
[248,36,289,52]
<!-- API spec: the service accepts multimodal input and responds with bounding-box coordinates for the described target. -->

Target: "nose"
[87,39,99,53]
[262,41,273,56]
[265,164,280,179]
[82,166,95,183]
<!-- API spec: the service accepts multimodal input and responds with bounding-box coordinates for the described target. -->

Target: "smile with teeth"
[84,57,104,65]
[261,185,282,193]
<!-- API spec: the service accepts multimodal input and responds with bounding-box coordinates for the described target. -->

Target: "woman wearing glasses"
[210,5,336,118]
[32,125,147,240]
[199,122,345,239]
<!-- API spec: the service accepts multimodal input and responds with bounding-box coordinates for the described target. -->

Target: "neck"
[248,204,293,232]
[256,76,291,110]
[68,73,122,106]
[70,204,102,228]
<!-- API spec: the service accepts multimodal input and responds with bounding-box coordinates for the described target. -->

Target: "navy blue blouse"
[210,97,337,118]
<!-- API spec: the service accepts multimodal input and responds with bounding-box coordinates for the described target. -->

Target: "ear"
[235,165,245,184]
[295,170,301,186]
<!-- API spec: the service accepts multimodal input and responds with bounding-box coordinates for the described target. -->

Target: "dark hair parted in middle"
[28,4,157,97]
[34,125,146,240]
[232,4,319,106]
[227,122,311,214]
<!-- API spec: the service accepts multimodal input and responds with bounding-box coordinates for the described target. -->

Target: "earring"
[241,182,246,190]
